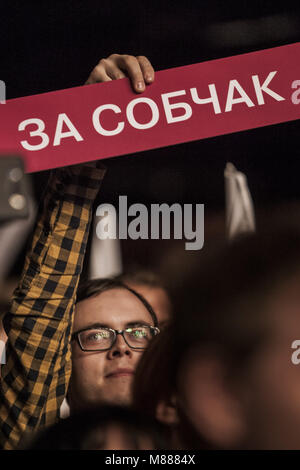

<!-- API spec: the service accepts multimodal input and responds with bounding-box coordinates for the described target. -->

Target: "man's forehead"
[74,287,153,330]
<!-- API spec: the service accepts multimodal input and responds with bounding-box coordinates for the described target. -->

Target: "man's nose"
[107,333,132,358]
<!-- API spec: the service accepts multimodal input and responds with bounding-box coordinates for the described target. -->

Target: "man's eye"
[128,328,147,338]
[86,331,110,341]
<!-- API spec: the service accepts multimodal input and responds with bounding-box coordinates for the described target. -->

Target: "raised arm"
[0,164,105,449]
[0,53,155,449]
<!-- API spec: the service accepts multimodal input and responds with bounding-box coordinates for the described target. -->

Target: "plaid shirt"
[0,163,105,450]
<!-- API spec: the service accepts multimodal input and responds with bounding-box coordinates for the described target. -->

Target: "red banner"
[0,42,300,173]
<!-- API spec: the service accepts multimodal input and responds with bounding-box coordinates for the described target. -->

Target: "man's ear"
[178,350,246,449]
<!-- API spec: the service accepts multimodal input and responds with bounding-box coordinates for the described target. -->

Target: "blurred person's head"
[133,327,177,422]
[132,326,201,449]
[68,278,159,411]
[170,221,300,450]
[115,269,172,328]
[24,404,167,450]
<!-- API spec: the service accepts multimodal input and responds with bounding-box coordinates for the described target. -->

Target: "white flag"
[224,162,255,240]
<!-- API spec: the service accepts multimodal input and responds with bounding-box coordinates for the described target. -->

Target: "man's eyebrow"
[74,323,111,333]
[125,321,152,328]
[74,321,152,334]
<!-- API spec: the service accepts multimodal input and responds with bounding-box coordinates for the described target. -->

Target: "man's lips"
[105,368,135,378]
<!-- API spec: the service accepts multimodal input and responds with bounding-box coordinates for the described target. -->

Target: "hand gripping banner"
[0,43,300,173]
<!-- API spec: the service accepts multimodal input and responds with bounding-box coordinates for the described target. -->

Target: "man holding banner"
[0,54,156,450]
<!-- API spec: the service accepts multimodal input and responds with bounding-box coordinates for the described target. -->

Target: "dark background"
[1,0,300,275]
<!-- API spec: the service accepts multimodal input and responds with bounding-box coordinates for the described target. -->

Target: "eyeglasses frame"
[71,324,160,352]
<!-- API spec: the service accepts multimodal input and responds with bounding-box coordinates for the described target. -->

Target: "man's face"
[69,288,155,410]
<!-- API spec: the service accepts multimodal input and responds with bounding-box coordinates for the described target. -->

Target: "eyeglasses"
[71,325,160,351]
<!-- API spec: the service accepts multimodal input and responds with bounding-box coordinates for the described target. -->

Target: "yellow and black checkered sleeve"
[0,163,105,450]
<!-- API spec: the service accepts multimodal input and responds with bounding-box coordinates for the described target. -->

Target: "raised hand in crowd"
[85,54,155,92]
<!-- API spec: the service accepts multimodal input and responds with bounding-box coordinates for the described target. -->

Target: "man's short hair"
[77,277,158,327]
[114,268,167,290]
